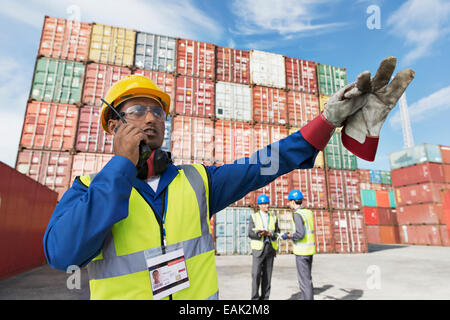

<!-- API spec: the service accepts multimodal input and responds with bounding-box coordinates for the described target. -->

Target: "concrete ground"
[1,244,450,300]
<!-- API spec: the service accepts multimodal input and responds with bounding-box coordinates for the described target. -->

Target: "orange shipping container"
[252,86,287,125]
[379,225,400,244]
[289,168,328,209]
[376,190,391,208]
[82,63,132,107]
[215,46,250,84]
[20,102,79,151]
[175,76,215,117]
[70,153,114,184]
[16,150,73,201]
[214,120,252,164]
[285,57,317,94]
[177,39,215,80]
[286,91,319,127]
[39,16,91,62]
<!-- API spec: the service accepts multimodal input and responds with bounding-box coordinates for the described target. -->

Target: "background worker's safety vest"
[250,212,278,251]
[291,208,316,256]
[78,164,218,300]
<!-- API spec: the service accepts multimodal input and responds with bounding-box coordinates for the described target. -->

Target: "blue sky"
[0,0,449,170]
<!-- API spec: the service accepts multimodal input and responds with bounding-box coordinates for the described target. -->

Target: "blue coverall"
[43,131,318,270]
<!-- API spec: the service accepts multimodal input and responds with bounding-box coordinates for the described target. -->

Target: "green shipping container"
[389,143,442,170]
[325,131,358,170]
[316,64,347,96]
[361,189,377,207]
[30,57,85,104]
[389,190,396,208]
[380,170,392,185]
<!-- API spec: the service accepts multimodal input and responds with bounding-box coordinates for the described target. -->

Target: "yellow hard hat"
[100,75,171,134]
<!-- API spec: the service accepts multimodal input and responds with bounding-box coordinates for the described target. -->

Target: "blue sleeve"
[206,130,318,215]
[43,155,137,271]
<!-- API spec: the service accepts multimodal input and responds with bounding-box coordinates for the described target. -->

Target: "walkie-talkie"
[101,98,152,161]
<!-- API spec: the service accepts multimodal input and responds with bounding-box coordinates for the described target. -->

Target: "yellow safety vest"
[292,208,316,256]
[78,164,218,300]
[250,211,278,251]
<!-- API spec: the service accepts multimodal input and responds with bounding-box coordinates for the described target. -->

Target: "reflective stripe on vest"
[292,208,316,256]
[250,212,278,251]
[79,164,218,300]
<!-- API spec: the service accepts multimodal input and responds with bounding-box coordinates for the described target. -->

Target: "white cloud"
[387,0,450,65]
[389,85,450,128]
[230,0,346,36]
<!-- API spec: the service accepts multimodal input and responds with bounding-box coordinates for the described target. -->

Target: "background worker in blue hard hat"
[248,194,280,300]
[282,189,315,300]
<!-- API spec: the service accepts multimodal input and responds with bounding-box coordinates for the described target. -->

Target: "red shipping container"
[358,169,371,184]
[38,16,91,62]
[133,69,176,113]
[255,174,290,208]
[177,39,215,80]
[70,153,114,184]
[378,208,396,225]
[215,46,250,84]
[440,225,450,246]
[397,203,444,225]
[175,76,214,117]
[75,105,114,153]
[214,120,252,164]
[395,182,446,206]
[399,225,442,245]
[252,86,288,125]
[286,91,319,127]
[379,225,400,244]
[391,163,446,187]
[366,225,381,243]
[171,116,214,161]
[251,124,288,153]
[20,102,79,151]
[399,225,415,245]
[313,210,334,253]
[0,162,57,280]
[290,168,328,209]
[15,150,73,201]
[82,63,132,106]
[443,164,450,183]
[440,189,450,229]
[440,145,450,164]
[376,190,391,208]
[327,169,361,210]
[363,207,379,225]
[332,210,367,253]
[285,57,317,94]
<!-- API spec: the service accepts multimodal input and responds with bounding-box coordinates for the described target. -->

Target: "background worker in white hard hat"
[248,194,280,300]
[43,57,414,300]
[282,189,315,300]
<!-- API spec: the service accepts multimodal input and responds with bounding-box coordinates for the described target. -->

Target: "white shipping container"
[134,32,177,73]
[250,50,286,89]
[215,207,253,255]
[215,81,252,121]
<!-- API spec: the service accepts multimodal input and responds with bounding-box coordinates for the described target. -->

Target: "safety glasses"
[120,104,166,121]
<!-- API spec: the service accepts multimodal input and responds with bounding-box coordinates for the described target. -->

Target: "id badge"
[144,242,190,300]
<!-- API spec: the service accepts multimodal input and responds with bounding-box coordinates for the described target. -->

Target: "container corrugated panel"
[369,169,382,184]
[379,225,400,244]
[363,207,379,225]
[366,225,381,244]
[285,57,317,94]
[286,91,319,127]
[88,24,136,67]
[16,150,73,201]
[316,64,347,96]
[439,225,450,246]
[39,16,91,62]
[134,32,176,73]
[378,208,396,225]
[327,169,361,210]
[76,105,114,153]
[442,189,450,231]
[389,190,396,208]
[361,189,377,207]
[171,116,214,162]
[313,210,334,253]
[215,82,252,121]
[252,86,287,125]
[249,50,286,89]
[177,38,215,80]
[255,174,290,208]
[216,46,250,84]
[391,162,446,187]
[376,190,391,208]
[389,143,443,170]
[175,76,215,117]
[214,120,252,164]
[444,164,450,183]
[0,162,58,280]
[399,225,442,246]
[215,207,252,255]
[397,203,445,225]
[332,210,367,253]
[324,132,358,170]
[289,168,328,209]
[70,153,114,184]
[20,102,79,151]
[318,94,330,112]
[358,169,370,184]
[133,69,176,113]
[440,145,450,164]
[30,57,85,104]
[251,124,288,153]
[82,63,132,107]
[395,182,446,206]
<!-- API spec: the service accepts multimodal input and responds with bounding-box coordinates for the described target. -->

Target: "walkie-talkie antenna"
[101,98,127,124]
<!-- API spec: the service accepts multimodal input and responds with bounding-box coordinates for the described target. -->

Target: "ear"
[108,119,118,134]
